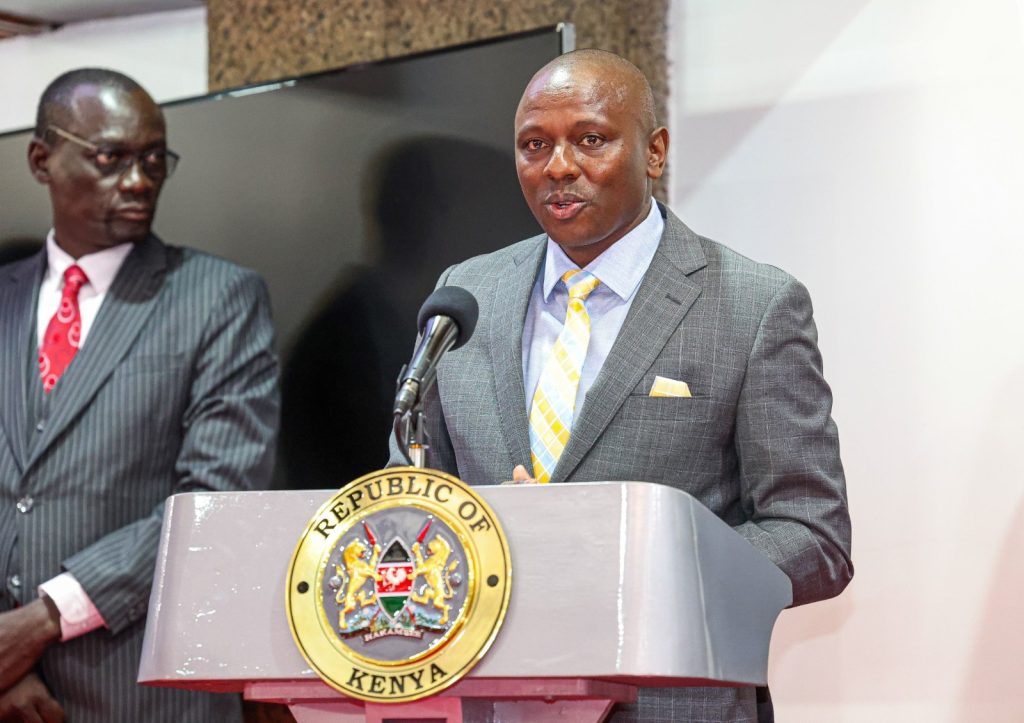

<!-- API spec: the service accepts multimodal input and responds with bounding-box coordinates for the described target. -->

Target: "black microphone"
[393,286,478,417]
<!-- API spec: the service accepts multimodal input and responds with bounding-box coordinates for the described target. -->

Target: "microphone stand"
[394,365,430,468]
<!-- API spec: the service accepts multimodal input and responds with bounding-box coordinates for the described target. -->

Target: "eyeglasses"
[46,125,180,180]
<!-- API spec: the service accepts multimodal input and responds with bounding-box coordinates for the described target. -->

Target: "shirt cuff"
[37,572,107,641]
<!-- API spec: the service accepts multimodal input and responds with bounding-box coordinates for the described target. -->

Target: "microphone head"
[417,286,479,350]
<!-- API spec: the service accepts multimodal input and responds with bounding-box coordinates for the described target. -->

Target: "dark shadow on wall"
[277,136,539,489]
[0,238,44,266]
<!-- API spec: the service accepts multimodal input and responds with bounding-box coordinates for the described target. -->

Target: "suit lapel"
[489,236,546,470]
[551,209,708,482]
[0,251,45,473]
[26,236,167,471]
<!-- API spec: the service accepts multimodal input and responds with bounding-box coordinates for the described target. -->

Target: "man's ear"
[646,126,669,181]
[28,138,52,185]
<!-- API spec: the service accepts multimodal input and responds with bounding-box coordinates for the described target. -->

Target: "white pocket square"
[649,375,692,398]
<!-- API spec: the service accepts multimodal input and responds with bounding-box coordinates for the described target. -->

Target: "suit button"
[16,497,33,514]
[35,421,45,432]
[7,574,20,589]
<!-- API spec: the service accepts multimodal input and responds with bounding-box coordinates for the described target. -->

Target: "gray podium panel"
[139,482,791,690]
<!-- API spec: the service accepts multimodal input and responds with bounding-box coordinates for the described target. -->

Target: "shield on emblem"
[375,538,414,620]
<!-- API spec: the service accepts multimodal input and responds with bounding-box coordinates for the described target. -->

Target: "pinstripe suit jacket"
[0,235,279,723]
[400,206,853,722]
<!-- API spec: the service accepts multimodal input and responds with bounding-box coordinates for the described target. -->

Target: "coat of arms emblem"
[286,468,511,703]
[330,516,464,639]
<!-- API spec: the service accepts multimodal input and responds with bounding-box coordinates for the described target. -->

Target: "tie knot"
[562,269,600,301]
[64,265,88,293]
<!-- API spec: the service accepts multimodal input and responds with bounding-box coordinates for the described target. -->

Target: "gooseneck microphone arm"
[394,286,478,468]
[393,315,460,418]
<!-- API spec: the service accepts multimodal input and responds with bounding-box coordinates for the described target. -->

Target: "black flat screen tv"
[0,25,572,487]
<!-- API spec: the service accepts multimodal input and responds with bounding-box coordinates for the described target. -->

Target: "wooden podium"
[138,482,791,722]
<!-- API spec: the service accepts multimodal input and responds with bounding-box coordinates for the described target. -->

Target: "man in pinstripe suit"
[0,70,278,721]
[398,50,852,721]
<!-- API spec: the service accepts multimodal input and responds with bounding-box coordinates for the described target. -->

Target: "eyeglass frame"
[44,124,181,180]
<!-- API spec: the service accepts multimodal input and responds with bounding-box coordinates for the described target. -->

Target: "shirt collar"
[46,230,134,295]
[542,201,664,301]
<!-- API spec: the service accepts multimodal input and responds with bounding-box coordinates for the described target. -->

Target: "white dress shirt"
[522,201,664,419]
[36,230,133,349]
[35,230,133,641]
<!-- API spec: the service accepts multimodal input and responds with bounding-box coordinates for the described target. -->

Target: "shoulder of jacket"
[446,233,545,279]
[698,235,798,296]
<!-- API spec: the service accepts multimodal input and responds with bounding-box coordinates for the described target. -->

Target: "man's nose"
[543,142,579,181]
[118,159,156,194]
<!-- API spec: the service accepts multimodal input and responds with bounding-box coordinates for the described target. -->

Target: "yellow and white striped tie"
[529,269,601,483]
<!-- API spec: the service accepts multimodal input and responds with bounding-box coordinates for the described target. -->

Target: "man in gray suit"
[399,50,853,722]
[0,69,278,721]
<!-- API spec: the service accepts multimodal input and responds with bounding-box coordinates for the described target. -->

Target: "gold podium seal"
[286,467,512,702]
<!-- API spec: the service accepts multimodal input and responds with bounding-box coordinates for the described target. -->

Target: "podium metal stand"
[139,482,791,722]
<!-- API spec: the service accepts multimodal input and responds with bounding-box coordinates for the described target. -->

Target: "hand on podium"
[503,465,539,485]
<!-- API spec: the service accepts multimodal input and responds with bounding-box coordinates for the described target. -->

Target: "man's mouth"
[544,196,587,221]
[113,207,153,223]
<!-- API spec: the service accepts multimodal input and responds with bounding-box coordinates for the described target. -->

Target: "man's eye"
[94,150,124,169]
[143,150,167,166]
[580,134,604,147]
[524,139,546,151]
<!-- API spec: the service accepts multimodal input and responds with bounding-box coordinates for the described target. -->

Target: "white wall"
[667,1,1024,720]
[0,7,206,134]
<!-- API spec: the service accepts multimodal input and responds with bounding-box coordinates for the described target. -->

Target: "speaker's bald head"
[518,49,657,133]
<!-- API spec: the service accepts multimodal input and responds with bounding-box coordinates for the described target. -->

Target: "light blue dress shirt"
[522,201,664,419]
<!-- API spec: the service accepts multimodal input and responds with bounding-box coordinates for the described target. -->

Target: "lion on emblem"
[410,535,459,625]
[335,538,381,629]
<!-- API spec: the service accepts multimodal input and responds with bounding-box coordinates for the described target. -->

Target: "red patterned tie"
[39,265,89,393]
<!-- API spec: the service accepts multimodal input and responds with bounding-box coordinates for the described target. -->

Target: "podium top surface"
[139,481,791,690]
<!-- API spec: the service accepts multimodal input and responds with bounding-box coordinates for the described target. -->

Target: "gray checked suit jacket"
[0,235,279,723]
[396,205,853,723]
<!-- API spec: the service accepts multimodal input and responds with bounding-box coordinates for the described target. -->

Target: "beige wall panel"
[208,0,669,196]
[206,1,667,101]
